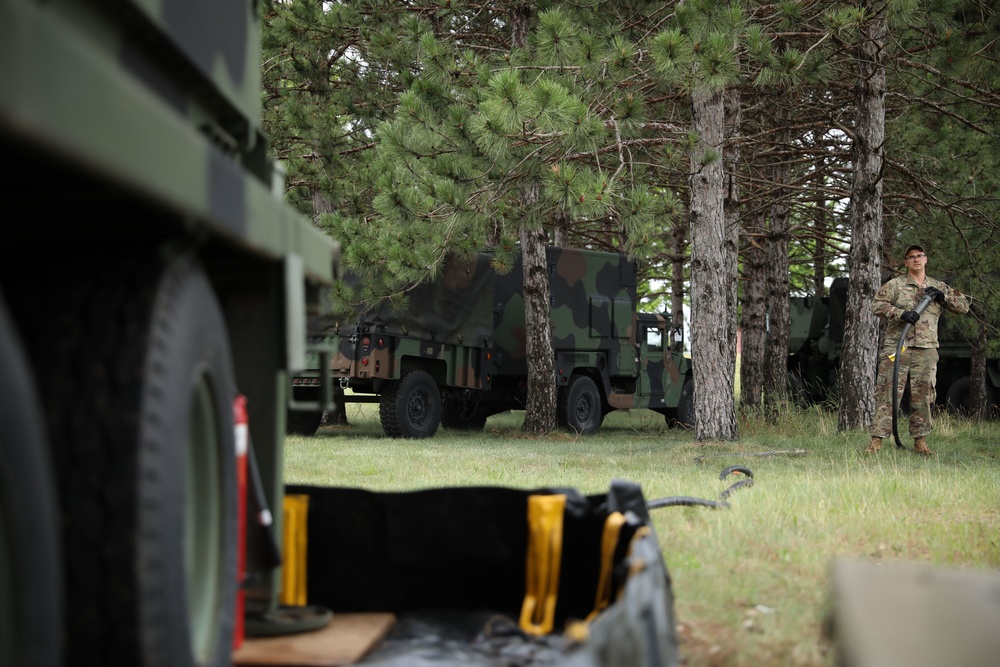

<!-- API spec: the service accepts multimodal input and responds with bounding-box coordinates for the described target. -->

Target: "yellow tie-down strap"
[519,494,567,636]
[280,494,310,607]
[564,514,647,643]
[587,511,627,621]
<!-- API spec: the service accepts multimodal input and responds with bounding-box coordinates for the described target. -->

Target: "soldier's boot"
[913,437,935,456]
[865,437,882,453]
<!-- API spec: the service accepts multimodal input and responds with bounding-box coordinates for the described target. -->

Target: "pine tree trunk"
[764,127,791,409]
[508,3,556,435]
[553,208,570,248]
[689,85,738,441]
[311,189,334,219]
[520,219,557,434]
[969,308,990,418]
[838,14,887,433]
[740,212,767,411]
[723,83,742,408]
[671,221,687,345]
[813,165,828,298]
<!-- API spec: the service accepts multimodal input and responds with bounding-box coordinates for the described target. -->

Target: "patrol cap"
[903,243,925,258]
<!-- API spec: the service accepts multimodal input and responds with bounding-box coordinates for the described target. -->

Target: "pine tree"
[650,0,747,440]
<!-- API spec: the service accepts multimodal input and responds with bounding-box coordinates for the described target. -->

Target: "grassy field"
[283,403,1000,667]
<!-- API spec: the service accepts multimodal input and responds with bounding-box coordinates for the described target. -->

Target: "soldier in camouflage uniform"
[867,244,970,455]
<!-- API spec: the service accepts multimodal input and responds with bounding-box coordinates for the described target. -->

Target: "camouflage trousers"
[870,346,939,438]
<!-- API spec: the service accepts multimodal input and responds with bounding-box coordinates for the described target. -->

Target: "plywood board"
[233,613,396,667]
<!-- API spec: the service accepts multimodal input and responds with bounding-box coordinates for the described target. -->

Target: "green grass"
[283,404,1000,667]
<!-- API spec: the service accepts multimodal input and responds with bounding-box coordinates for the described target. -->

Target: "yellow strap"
[519,494,567,636]
[586,511,627,621]
[280,494,310,607]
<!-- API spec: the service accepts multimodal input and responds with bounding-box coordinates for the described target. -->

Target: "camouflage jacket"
[872,274,970,348]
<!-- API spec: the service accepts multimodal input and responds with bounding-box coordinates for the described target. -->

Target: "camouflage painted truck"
[290,247,694,438]
[789,277,999,413]
[1,3,681,667]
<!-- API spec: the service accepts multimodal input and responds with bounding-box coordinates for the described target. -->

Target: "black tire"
[288,409,324,435]
[558,375,602,435]
[945,376,971,416]
[441,393,488,431]
[0,299,62,667]
[944,376,995,417]
[787,371,811,407]
[380,369,442,438]
[287,386,323,435]
[675,377,695,428]
[7,256,236,667]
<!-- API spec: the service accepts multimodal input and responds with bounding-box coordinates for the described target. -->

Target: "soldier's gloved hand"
[901,310,920,325]
[924,286,945,303]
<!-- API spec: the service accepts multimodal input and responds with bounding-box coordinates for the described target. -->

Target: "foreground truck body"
[1,2,681,667]
[789,277,999,413]
[0,1,337,665]
[291,248,694,438]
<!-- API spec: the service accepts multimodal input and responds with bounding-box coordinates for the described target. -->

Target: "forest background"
[260,0,1000,440]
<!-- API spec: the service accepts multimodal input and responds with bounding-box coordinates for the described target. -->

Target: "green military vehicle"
[1,3,681,667]
[290,247,694,438]
[1,1,339,666]
[789,277,999,413]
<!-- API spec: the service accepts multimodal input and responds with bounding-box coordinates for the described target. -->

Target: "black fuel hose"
[891,294,933,450]
[646,466,754,510]
[246,433,283,570]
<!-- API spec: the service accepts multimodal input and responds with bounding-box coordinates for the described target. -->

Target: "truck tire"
[380,369,442,438]
[558,375,602,435]
[0,300,62,667]
[7,256,237,667]
[287,386,323,435]
[288,409,324,435]
[787,371,811,407]
[945,376,996,417]
[676,377,695,428]
[441,393,488,431]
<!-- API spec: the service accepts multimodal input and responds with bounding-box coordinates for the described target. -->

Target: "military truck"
[788,277,999,413]
[1,3,681,667]
[289,247,694,438]
[1,1,340,665]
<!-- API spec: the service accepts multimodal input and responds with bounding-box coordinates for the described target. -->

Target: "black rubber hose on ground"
[892,295,933,450]
[646,467,754,510]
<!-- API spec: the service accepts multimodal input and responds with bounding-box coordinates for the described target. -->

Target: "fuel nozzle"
[913,293,933,317]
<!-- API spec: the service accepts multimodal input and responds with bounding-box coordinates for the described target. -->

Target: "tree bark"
[520,218,558,434]
[508,3,556,435]
[311,188,335,219]
[689,85,738,441]
[764,124,791,409]
[838,12,887,433]
[740,211,767,411]
[969,306,991,418]
[552,208,570,248]
[670,221,687,346]
[812,164,828,298]
[723,83,742,408]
